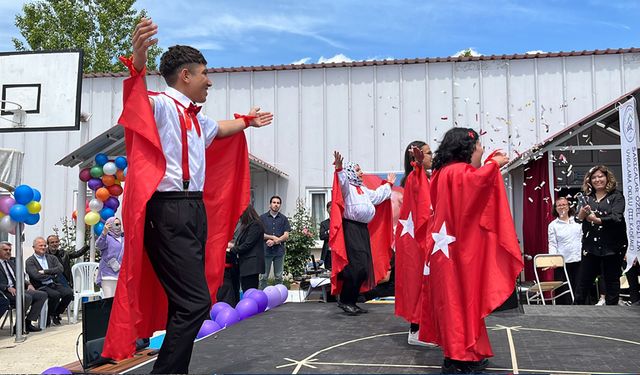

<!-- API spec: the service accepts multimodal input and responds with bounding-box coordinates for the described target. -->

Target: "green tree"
[13,0,162,73]
[284,199,317,279]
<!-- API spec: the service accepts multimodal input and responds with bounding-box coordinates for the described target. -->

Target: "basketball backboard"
[0,50,83,132]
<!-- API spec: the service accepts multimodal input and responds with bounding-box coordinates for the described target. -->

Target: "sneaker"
[441,357,489,373]
[408,330,438,347]
[595,297,606,306]
[619,300,631,306]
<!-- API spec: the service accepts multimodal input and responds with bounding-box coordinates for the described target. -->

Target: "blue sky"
[1,0,638,68]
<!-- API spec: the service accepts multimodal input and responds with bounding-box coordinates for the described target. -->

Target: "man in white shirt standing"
[101,18,273,374]
[332,151,395,315]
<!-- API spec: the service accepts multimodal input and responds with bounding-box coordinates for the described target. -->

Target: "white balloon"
[102,162,117,176]
[0,215,16,233]
[89,198,104,212]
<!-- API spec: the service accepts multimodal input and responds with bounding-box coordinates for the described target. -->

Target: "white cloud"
[318,54,353,63]
[291,57,311,65]
[525,50,547,55]
[451,48,482,57]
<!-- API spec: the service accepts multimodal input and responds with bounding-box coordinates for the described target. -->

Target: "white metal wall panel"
[427,63,454,145]
[399,64,428,150]
[324,68,350,185]
[300,69,326,188]
[453,62,481,131]
[375,65,402,171]
[623,54,640,94]
[480,61,510,153]
[350,67,376,170]
[594,55,623,108]
[565,56,595,125]
[230,72,257,156]
[536,58,566,137]
[508,59,537,155]
[274,71,300,199]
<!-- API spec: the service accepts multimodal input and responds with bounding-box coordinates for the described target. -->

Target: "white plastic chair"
[70,262,102,323]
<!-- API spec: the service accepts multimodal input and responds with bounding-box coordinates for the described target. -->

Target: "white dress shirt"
[151,87,219,192]
[337,170,391,224]
[548,217,582,264]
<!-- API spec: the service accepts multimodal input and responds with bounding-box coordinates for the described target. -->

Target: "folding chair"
[303,255,330,303]
[526,254,574,305]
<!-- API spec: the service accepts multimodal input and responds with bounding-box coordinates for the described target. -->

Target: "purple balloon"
[104,196,120,210]
[248,290,268,313]
[242,288,258,299]
[235,298,259,320]
[87,178,103,191]
[275,284,289,304]
[196,319,221,339]
[264,286,281,309]
[41,367,72,374]
[214,307,240,328]
[210,301,231,321]
[0,196,15,215]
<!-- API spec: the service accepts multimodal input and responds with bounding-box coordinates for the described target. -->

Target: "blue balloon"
[95,153,109,166]
[9,204,29,223]
[94,222,105,236]
[114,156,128,170]
[24,213,40,225]
[100,208,115,220]
[14,185,34,205]
[32,188,42,202]
[123,167,127,177]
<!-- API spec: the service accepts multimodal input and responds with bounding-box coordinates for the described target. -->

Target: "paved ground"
[0,319,83,374]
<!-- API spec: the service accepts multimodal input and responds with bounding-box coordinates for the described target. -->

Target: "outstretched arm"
[217,107,273,138]
[131,17,158,110]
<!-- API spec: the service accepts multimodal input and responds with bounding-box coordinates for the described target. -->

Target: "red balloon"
[72,210,77,221]
[107,184,123,196]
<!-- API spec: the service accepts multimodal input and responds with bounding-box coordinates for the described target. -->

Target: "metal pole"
[14,223,25,343]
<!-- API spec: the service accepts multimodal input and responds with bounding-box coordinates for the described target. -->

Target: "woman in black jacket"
[575,165,628,305]
[231,205,266,292]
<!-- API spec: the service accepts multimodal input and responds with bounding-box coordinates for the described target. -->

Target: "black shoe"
[25,321,42,332]
[51,315,62,326]
[340,304,359,316]
[354,304,368,314]
[441,357,488,374]
[11,325,28,335]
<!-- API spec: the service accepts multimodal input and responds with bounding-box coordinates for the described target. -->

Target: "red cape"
[102,58,250,360]
[329,172,393,295]
[419,162,522,361]
[395,165,430,324]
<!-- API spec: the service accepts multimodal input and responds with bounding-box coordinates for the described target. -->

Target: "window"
[306,188,331,234]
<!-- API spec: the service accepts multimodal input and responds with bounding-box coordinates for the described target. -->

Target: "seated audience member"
[0,293,8,321]
[0,241,47,333]
[26,237,73,326]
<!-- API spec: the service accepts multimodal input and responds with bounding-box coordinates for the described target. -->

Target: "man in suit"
[319,201,332,270]
[46,234,89,288]
[25,237,73,326]
[0,241,46,333]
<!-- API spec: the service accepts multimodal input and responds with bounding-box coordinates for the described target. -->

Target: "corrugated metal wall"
[3,52,640,255]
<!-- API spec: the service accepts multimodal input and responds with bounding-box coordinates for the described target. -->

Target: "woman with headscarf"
[96,217,124,298]
[331,151,395,315]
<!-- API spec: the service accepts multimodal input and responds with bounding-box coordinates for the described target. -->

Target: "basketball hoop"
[0,99,27,128]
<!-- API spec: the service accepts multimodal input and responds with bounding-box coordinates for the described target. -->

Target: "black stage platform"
[128,303,640,374]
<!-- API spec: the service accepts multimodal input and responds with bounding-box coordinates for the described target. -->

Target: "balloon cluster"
[77,153,127,235]
[0,185,42,234]
[196,284,288,339]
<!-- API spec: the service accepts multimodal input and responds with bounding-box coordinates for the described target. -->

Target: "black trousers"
[625,263,640,303]
[576,253,623,305]
[553,261,581,305]
[144,192,211,374]
[217,265,240,307]
[39,283,73,317]
[240,274,259,291]
[339,219,374,305]
[7,289,48,321]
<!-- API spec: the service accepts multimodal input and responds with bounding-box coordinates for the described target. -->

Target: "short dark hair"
[551,197,576,218]
[270,195,282,204]
[432,128,479,171]
[159,45,207,86]
[401,140,427,187]
[46,235,59,244]
[326,201,332,211]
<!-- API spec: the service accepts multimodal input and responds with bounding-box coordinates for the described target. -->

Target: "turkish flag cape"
[329,172,393,295]
[102,58,250,360]
[395,165,430,324]
[418,162,522,361]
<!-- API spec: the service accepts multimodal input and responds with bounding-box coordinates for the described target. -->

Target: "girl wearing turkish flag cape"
[419,128,522,374]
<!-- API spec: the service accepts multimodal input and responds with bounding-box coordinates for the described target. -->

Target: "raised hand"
[387,173,396,185]
[491,151,509,167]
[411,146,424,166]
[248,107,274,128]
[132,17,158,72]
[333,151,343,170]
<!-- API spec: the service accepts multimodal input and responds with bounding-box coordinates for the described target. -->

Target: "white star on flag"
[398,212,415,238]
[432,222,456,258]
